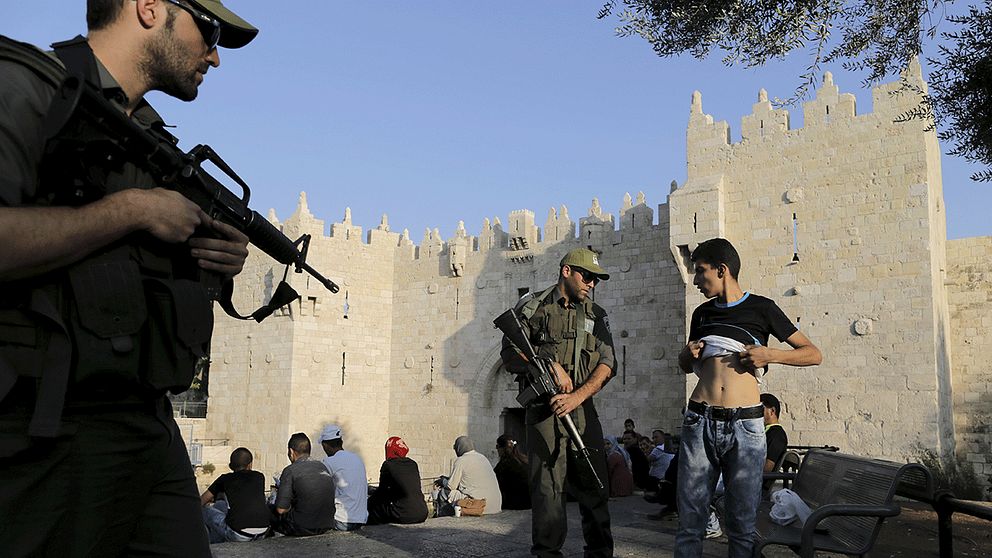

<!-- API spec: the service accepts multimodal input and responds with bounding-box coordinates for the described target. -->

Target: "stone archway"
[466,343,523,461]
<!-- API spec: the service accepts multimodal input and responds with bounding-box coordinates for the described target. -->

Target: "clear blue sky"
[4,2,988,240]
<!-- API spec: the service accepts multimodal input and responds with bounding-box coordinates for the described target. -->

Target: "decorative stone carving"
[785,188,805,203]
[853,318,874,336]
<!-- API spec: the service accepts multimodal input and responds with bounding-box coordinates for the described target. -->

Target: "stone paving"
[209,495,992,557]
[212,496,726,558]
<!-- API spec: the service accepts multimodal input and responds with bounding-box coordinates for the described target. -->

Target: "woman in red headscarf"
[367,436,429,525]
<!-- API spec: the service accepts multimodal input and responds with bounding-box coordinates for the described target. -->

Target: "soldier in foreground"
[0,1,256,555]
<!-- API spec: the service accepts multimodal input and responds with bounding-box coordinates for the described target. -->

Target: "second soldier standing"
[500,248,616,558]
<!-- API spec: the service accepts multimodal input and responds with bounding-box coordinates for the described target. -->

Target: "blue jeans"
[674,405,766,558]
[203,501,263,543]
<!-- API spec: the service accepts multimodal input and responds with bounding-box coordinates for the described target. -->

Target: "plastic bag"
[769,488,812,526]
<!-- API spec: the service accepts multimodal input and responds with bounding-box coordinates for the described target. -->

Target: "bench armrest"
[799,503,901,558]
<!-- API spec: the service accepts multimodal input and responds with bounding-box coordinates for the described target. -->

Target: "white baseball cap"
[319,424,342,441]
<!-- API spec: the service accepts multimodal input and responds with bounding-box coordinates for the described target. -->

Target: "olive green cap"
[560,248,610,280]
[189,0,258,49]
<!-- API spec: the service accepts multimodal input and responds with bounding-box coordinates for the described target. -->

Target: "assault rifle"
[41,72,338,319]
[494,308,604,489]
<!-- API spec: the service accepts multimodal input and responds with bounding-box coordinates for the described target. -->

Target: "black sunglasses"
[163,0,221,50]
[570,266,600,285]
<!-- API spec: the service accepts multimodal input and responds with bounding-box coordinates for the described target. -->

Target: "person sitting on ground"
[604,436,634,497]
[367,436,429,525]
[623,431,653,491]
[622,418,641,439]
[494,434,531,510]
[436,435,502,515]
[639,436,662,492]
[646,434,674,488]
[319,424,368,531]
[648,436,680,521]
[272,432,335,536]
[200,448,270,543]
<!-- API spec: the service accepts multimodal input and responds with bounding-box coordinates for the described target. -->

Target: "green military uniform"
[500,249,616,558]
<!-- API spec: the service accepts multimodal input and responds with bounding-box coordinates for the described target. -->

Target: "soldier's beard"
[140,13,201,102]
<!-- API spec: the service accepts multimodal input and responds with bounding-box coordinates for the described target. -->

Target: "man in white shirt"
[647,432,674,481]
[319,425,368,531]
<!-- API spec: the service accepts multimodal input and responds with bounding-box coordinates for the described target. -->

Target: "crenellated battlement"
[264,190,663,266]
[688,62,931,166]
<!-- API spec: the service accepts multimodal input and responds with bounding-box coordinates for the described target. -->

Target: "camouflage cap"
[188,0,258,49]
[560,248,610,280]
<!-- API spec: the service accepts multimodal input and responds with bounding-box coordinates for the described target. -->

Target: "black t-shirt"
[765,424,789,467]
[626,445,652,489]
[369,457,429,524]
[688,293,798,347]
[207,470,270,531]
[493,456,531,510]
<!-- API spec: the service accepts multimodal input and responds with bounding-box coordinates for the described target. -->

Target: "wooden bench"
[753,450,932,558]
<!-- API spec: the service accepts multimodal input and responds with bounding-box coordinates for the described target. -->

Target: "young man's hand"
[678,340,706,374]
[686,340,705,359]
[739,345,773,369]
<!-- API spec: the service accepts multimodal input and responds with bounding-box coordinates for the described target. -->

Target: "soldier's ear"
[135,0,171,31]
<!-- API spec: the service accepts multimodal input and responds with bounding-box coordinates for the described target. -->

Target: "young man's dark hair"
[760,393,781,418]
[288,433,311,455]
[321,438,344,452]
[229,447,253,471]
[690,237,741,280]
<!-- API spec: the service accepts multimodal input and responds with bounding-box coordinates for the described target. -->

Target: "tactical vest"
[515,285,607,385]
[0,36,211,440]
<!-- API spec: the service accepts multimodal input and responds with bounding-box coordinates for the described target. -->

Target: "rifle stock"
[493,308,604,489]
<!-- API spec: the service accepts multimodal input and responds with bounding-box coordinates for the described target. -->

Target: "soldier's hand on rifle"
[551,361,573,393]
[551,392,582,417]
[189,218,250,279]
[126,188,208,243]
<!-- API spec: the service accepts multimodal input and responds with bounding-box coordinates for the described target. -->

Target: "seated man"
[761,393,788,473]
[200,448,270,543]
[646,435,674,487]
[320,425,369,531]
[435,436,502,515]
[623,432,652,491]
[272,432,335,536]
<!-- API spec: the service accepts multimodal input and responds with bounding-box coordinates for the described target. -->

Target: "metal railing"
[933,490,992,558]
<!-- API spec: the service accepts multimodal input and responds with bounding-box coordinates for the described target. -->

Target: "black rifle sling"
[219,273,300,323]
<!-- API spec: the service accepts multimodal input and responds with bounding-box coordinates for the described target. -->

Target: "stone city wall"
[195,68,990,489]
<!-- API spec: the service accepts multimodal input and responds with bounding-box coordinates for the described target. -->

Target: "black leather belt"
[687,400,763,420]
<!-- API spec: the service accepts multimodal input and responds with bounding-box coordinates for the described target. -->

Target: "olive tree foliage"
[598,0,992,181]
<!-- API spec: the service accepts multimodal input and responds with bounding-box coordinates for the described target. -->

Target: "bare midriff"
[689,353,761,408]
